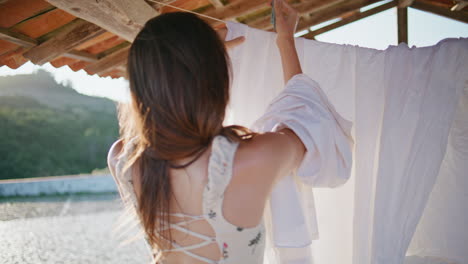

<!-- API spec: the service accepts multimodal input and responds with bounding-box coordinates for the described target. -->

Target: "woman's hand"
[272,0,302,84]
[216,27,245,49]
[272,0,299,40]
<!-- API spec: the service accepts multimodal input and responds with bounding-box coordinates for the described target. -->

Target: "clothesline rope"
[146,0,227,24]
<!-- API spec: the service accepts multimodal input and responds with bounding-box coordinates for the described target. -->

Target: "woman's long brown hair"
[121,12,256,258]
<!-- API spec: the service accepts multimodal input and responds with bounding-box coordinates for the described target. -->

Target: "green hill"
[0,69,116,113]
[0,70,120,180]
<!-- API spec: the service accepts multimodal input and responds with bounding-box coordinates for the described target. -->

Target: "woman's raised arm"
[273,0,302,84]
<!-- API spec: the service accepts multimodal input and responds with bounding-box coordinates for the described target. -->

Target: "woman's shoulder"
[232,129,305,186]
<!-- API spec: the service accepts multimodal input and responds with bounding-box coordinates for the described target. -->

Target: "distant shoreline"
[0,173,111,184]
[0,174,118,197]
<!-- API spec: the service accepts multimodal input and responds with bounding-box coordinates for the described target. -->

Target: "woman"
[108,0,335,263]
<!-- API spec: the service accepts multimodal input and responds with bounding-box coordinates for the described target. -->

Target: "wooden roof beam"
[204,0,269,22]
[451,0,468,12]
[0,47,28,69]
[0,28,37,48]
[249,0,338,30]
[296,0,380,32]
[411,0,468,24]
[85,44,130,75]
[63,50,98,62]
[46,0,158,42]
[0,27,98,63]
[23,19,105,65]
[250,0,380,31]
[303,1,397,39]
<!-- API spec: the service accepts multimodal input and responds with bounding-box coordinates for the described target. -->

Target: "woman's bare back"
[128,130,304,263]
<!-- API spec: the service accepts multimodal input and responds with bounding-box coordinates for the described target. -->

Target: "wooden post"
[397,6,408,44]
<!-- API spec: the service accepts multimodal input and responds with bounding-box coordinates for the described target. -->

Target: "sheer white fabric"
[251,74,354,248]
[224,21,468,264]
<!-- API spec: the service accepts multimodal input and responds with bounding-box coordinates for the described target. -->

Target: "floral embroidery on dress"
[208,210,216,219]
[223,242,229,259]
[248,231,262,254]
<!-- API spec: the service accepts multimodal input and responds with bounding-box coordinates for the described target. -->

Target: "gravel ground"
[0,193,152,264]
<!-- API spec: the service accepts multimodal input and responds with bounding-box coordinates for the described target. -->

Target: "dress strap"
[160,213,219,264]
[161,214,214,241]
[163,240,219,264]
[203,135,240,212]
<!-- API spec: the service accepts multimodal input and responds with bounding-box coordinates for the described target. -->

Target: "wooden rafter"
[0,46,28,69]
[0,27,98,62]
[23,19,105,65]
[411,0,468,23]
[451,0,468,11]
[85,44,130,75]
[63,50,98,62]
[46,0,158,42]
[0,28,38,47]
[250,0,380,31]
[204,0,269,22]
[248,0,340,30]
[296,0,380,32]
[303,1,397,39]
[112,0,158,26]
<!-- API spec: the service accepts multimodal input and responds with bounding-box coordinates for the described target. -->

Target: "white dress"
[108,134,266,264]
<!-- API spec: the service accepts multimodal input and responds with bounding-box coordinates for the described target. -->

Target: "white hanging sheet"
[224,21,468,264]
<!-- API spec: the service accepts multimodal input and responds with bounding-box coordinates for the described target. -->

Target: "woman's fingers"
[274,0,282,11]
[215,26,245,49]
[282,0,296,12]
[216,27,227,40]
[273,0,298,38]
[225,36,245,49]
[274,0,283,18]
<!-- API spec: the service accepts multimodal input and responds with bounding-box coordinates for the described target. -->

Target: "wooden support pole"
[23,19,105,65]
[303,1,397,39]
[397,6,408,44]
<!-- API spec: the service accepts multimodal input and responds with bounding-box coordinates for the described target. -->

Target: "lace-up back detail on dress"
[109,135,266,264]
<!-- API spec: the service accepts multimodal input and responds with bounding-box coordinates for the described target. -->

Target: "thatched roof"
[0,0,466,79]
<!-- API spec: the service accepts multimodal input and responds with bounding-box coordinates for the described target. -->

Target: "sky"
[0,3,467,103]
